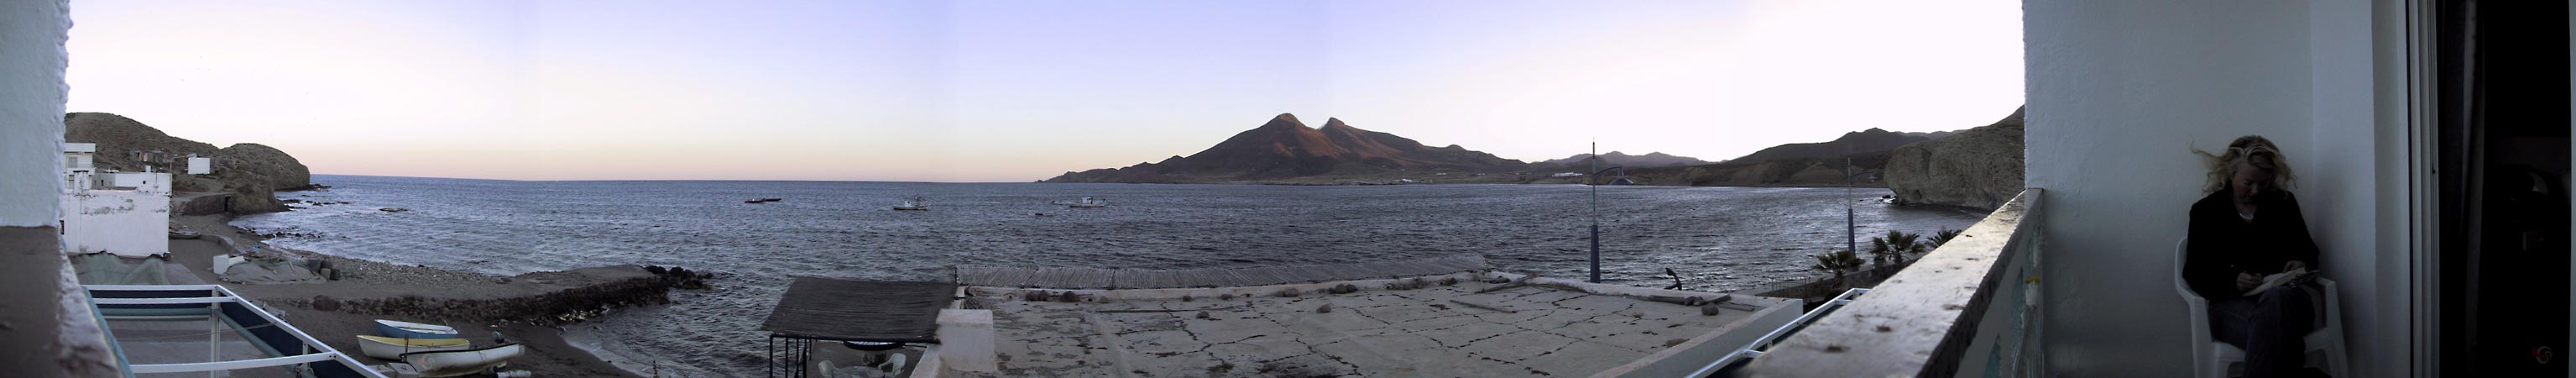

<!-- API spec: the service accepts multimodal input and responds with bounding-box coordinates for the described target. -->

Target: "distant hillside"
[1723,128,1931,164]
[1900,130,1962,139]
[1886,107,2025,209]
[1044,113,1528,183]
[1532,151,1710,169]
[1614,151,1895,187]
[1592,108,2023,189]
[65,113,312,214]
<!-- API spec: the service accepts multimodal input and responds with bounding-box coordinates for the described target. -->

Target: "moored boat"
[356,335,473,360]
[400,343,524,377]
[892,197,929,211]
[1066,197,1107,208]
[374,319,460,339]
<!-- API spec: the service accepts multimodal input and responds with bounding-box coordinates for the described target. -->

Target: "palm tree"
[1868,230,1931,265]
[1810,249,1865,282]
[1889,230,1927,259]
[1930,228,1964,248]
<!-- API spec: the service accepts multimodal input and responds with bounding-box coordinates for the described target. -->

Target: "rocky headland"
[1884,108,2026,209]
[1044,113,1530,183]
[65,113,312,214]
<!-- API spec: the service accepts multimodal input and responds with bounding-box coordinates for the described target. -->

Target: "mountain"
[65,113,312,214]
[1723,128,1931,164]
[1900,130,1962,139]
[1885,107,2025,209]
[1045,113,1528,183]
[1534,151,1710,168]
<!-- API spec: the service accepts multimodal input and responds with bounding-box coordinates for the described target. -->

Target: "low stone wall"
[295,271,674,326]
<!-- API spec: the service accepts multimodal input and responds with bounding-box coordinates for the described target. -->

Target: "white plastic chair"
[2175,239,2349,377]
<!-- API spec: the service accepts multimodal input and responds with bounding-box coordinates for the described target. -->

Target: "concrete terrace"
[948,272,1799,378]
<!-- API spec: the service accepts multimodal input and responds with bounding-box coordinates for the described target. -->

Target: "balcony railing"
[1739,188,2044,377]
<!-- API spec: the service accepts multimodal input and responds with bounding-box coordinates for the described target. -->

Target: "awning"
[758,278,957,343]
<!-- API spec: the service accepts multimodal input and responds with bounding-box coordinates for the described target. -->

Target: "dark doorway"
[2432,0,2572,375]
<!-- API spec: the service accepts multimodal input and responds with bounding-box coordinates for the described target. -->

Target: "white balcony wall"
[0,0,67,227]
[2025,1,2408,376]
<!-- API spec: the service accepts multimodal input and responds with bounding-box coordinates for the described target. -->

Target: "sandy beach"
[167,215,653,377]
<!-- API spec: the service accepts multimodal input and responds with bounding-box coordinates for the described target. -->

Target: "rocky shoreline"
[168,215,704,377]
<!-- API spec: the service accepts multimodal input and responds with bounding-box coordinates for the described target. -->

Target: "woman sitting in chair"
[2186,135,2323,378]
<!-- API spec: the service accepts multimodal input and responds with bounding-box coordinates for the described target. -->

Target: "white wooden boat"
[892,197,929,211]
[374,319,460,339]
[1067,197,1107,208]
[356,335,472,360]
[400,343,523,377]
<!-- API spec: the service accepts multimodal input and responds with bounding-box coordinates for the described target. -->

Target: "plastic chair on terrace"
[2173,238,2349,377]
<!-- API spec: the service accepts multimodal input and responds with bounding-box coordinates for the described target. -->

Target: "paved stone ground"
[959,281,1761,378]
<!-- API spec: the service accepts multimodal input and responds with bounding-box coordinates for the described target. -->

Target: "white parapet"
[60,190,170,257]
[107,171,169,192]
[935,309,996,373]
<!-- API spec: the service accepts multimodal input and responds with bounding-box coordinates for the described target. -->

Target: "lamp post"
[1589,141,1602,283]
[1584,142,1627,284]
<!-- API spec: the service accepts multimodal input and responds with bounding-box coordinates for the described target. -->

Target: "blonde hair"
[2192,135,2295,196]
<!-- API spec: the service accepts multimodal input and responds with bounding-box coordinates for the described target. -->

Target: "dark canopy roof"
[760,278,958,343]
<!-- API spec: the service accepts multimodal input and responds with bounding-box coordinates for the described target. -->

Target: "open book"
[2243,267,2317,297]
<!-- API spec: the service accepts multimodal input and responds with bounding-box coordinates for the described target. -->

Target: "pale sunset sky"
[65,1,2022,182]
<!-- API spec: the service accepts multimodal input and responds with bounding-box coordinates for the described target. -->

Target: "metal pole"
[207,303,221,378]
[1590,140,1602,283]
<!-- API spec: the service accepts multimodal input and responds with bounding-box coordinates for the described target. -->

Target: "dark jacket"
[2185,191,2321,300]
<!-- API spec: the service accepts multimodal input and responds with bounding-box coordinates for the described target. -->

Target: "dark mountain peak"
[1045,114,1527,182]
[1846,128,1898,137]
[1261,113,1309,129]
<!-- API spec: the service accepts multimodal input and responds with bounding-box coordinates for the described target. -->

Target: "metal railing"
[86,284,387,378]
[1689,287,1872,376]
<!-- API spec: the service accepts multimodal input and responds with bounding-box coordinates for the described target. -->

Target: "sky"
[65,1,2023,182]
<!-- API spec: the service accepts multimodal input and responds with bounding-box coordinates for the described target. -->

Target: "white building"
[56,143,174,258]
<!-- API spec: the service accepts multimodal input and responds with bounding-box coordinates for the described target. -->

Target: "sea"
[232,174,1986,375]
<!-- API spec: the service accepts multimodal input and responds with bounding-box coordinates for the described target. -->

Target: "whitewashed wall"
[0,0,68,227]
[60,191,169,258]
[2025,1,2408,375]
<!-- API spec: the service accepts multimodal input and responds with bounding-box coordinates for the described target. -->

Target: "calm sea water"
[234,175,1984,375]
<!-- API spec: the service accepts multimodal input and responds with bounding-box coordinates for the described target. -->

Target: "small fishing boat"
[745,197,783,203]
[374,319,460,339]
[400,343,524,377]
[356,335,473,360]
[1066,197,1108,208]
[892,197,929,211]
